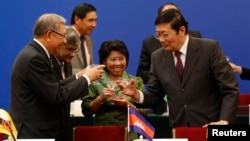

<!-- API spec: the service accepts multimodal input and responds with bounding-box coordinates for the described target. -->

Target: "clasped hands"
[115,80,230,125]
[99,80,138,110]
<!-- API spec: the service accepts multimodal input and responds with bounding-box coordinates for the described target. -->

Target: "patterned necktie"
[175,51,183,80]
[48,58,53,68]
[60,63,65,79]
[80,36,87,68]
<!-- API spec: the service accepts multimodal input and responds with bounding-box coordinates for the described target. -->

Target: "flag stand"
[127,105,155,141]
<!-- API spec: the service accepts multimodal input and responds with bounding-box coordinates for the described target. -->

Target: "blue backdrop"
[1,0,250,111]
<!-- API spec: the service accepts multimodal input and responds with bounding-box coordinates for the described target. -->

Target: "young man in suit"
[10,13,105,141]
[118,9,239,127]
[136,2,202,115]
[70,3,97,74]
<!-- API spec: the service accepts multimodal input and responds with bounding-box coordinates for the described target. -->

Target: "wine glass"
[225,56,230,62]
[106,81,120,98]
[118,78,131,86]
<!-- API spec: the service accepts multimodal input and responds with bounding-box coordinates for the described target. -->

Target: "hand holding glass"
[106,81,121,98]
[102,88,116,100]
[90,64,102,85]
[118,78,131,86]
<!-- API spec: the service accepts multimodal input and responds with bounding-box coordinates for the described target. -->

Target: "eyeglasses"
[62,46,79,53]
[51,30,65,38]
[154,32,172,40]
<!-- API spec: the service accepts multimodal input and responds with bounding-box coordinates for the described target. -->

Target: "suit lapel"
[182,37,200,85]
[64,63,72,77]
[163,51,181,83]
[76,43,84,66]
[51,55,63,80]
[75,35,93,67]
[30,40,54,70]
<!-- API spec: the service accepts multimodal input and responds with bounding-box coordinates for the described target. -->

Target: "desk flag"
[128,107,155,141]
[0,109,17,141]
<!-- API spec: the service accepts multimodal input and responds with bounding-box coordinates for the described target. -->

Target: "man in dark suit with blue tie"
[119,9,239,127]
[137,2,202,114]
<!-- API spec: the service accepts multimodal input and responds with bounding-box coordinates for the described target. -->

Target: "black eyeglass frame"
[62,46,79,53]
[50,30,65,38]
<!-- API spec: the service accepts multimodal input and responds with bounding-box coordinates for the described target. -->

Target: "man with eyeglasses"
[118,9,239,128]
[136,3,202,115]
[10,13,105,141]
[50,26,89,141]
[51,26,81,80]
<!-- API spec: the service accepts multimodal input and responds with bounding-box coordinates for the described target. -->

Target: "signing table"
[69,114,249,141]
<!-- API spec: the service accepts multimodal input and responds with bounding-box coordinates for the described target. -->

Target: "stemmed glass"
[106,81,120,98]
[225,56,230,62]
[114,78,131,98]
[118,78,131,86]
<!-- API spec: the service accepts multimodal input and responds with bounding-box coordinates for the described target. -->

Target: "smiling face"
[55,43,78,63]
[54,26,80,63]
[46,23,67,54]
[103,51,127,79]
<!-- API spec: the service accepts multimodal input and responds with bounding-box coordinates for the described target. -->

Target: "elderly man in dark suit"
[137,2,202,85]
[10,13,105,141]
[137,2,202,115]
[119,9,239,127]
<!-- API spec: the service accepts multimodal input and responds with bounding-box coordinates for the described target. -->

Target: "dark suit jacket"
[240,67,250,80]
[50,55,75,141]
[71,29,94,74]
[140,36,239,127]
[51,56,75,84]
[136,31,202,83]
[136,31,202,114]
[10,40,89,141]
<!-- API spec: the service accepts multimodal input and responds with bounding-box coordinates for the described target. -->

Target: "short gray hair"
[33,13,66,36]
[65,26,80,48]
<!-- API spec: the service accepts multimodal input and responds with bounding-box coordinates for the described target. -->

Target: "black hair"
[98,39,129,67]
[70,3,96,24]
[155,9,188,34]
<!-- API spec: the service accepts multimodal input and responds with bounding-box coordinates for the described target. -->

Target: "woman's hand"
[111,97,139,111]
[111,97,128,108]
[100,88,116,100]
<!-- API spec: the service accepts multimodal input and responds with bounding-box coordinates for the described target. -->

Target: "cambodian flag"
[128,107,155,141]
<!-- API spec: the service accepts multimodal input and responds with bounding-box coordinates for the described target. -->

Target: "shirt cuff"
[82,74,90,85]
[138,90,144,103]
